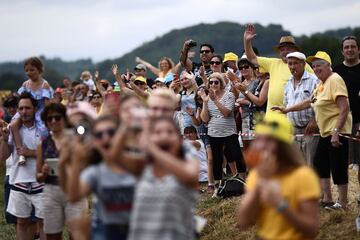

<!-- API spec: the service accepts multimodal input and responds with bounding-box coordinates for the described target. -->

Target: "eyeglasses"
[210,61,221,65]
[94,128,116,139]
[209,80,220,85]
[200,50,211,54]
[239,65,250,70]
[134,81,146,86]
[46,115,62,122]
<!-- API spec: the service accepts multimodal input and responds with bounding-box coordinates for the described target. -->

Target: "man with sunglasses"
[243,24,313,112]
[333,36,360,204]
[0,92,45,240]
[180,40,214,86]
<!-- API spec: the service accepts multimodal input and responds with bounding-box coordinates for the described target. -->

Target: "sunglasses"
[94,128,116,139]
[46,115,62,122]
[209,80,220,85]
[210,61,221,65]
[200,50,211,54]
[239,65,250,70]
[342,35,357,42]
[134,81,146,86]
[91,95,102,99]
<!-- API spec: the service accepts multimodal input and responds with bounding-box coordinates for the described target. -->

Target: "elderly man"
[180,41,214,86]
[243,24,313,112]
[333,35,360,204]
[282,52,319,165]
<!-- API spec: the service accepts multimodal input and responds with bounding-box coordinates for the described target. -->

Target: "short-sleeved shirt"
[257,57,313,112]
[192,62,212,86]
[284,71,319,127]
[80,163,136,225]
[207,91,237,137]
[334,63,360,123]
[246,166,321,240]
[311,73,352,137]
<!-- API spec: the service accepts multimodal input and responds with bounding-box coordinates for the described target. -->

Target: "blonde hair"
[148,88,177,109]
[208,72,225,89]
[158,57,175,71]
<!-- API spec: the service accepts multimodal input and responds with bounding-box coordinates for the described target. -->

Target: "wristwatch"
[276,200,289,213]
[332,128,339,134]
[244,90,249,95]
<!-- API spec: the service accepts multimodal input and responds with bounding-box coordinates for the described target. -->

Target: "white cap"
[286,52,306,60]
[154,77,165,83]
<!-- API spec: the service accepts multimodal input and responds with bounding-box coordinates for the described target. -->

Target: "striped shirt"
[207,91,237,137]
[284,71,319,128]
[128,142,198,240]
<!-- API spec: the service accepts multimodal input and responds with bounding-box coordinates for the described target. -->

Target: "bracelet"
[276,200,289,213]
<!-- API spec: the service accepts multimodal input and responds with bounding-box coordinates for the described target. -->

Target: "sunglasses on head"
[209,80,220,85]
[94,128,116,139]
[200,50,211,54]
[342,35,357,42]
[46,115,62,122]
[210,61,221,65]
[239,65,250,70]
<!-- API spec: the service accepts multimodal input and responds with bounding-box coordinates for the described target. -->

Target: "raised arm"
[136,57,160,76]
[243,24,259,65]
[180,40,194,72]
[94,70,106,97]
[172,61,182,75]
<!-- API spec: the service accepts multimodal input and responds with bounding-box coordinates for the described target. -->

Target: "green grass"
[1,165,360,240]
[197,169,360,240]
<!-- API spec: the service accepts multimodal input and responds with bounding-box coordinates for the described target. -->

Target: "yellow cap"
[223,52,238,63]
[134,76,147,84]
[255,112,294,144]
[306,51,332,65]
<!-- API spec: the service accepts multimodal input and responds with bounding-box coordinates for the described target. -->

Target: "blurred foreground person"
[111,116,198,240]
[237,112,320,240]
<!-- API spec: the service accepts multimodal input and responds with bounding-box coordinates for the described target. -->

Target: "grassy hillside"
[0,21,359,90]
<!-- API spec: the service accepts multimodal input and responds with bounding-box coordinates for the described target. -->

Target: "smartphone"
[46,158,59,176]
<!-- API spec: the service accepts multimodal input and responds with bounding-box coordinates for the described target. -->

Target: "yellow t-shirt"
[311,73,352,137]
[257,57,313,112]
[246,166,321,240]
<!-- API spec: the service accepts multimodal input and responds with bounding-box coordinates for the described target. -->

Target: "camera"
[188,40,197,48]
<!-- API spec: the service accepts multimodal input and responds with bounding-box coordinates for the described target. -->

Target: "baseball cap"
[255,112,294,144]
[306,51,332,65]
[286,52,306,60]
[134,76,147,84]
[223,52,238,63]
[134,64,147,71]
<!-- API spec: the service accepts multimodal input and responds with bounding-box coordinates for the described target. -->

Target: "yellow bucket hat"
[223,52,238,63]
[255,112,294,144]
[306,51,332,65]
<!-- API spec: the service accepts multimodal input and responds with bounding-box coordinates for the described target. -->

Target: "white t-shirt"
[83,79,96,91]
[195,140,208,182]
[8,124,41,184]
[5,155,12,176]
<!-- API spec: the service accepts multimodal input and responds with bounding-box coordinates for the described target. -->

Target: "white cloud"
[0,0,359,62]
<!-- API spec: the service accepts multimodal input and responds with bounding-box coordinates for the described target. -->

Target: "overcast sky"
[1,0,359,63]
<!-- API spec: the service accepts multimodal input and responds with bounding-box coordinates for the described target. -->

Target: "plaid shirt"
[284,71,319,128]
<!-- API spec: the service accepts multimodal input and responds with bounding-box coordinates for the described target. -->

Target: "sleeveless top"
[17,79,53,138]
[128,166,197,240]
[179,89,197,134]
[41,135,59,184]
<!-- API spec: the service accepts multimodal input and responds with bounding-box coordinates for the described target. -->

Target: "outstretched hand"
[271,106,287,114]
[244,24,257,41]
[111,64,119,76]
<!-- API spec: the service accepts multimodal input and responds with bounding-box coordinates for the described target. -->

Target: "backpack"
[217,176,246,198]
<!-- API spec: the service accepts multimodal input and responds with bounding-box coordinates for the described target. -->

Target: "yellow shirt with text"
[311,73,352,137]
[246,166,321,240]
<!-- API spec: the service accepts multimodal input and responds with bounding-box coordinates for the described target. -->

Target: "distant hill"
[1,21,359,91]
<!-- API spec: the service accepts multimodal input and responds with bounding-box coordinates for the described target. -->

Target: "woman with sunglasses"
[36,103,86,240]
[200,72,246,193]
[237,112,320,240]
[88,90,103,115]
[63,115,136,240]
